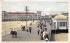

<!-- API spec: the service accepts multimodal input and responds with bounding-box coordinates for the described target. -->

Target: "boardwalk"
[2,29,42,41]
[2,21,53,41]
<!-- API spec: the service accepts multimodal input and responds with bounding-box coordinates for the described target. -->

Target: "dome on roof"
[54,14,67,20]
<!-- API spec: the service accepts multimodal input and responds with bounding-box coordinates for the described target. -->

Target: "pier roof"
[54,14,67,20]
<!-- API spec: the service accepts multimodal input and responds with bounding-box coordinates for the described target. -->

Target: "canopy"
[54,14,67,20]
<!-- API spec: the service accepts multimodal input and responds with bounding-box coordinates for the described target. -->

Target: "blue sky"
[3,0,68,15]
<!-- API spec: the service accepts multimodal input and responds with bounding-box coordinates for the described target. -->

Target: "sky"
[4,0,68,2]
[2,0,68,15]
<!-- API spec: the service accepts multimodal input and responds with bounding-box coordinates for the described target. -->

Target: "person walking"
[37,29,40,35]
[43,29,49,41]
[29,27,32,34]
[40,30,44,40]
[29,23,32,34]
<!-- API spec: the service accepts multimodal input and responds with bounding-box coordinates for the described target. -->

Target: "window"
[60,22,67,26]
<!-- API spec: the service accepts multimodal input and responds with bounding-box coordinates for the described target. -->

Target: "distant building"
[2,11,41,21]
[62,12,68,16]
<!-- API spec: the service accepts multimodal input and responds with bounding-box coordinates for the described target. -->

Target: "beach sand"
[54,33,68,41]
[2,21,38,36]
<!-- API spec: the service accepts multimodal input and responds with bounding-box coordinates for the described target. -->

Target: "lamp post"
[25,6,28,27]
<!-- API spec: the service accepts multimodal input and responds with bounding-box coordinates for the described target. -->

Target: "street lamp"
[25,6,29,27]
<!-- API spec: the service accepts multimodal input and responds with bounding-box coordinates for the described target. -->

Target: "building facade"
[52,14,68,30]
[2,11,41,21]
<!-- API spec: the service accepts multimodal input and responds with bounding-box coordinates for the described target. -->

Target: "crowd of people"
[10,23,32,38]
[37,22,49,41]
[9,22,49,41]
